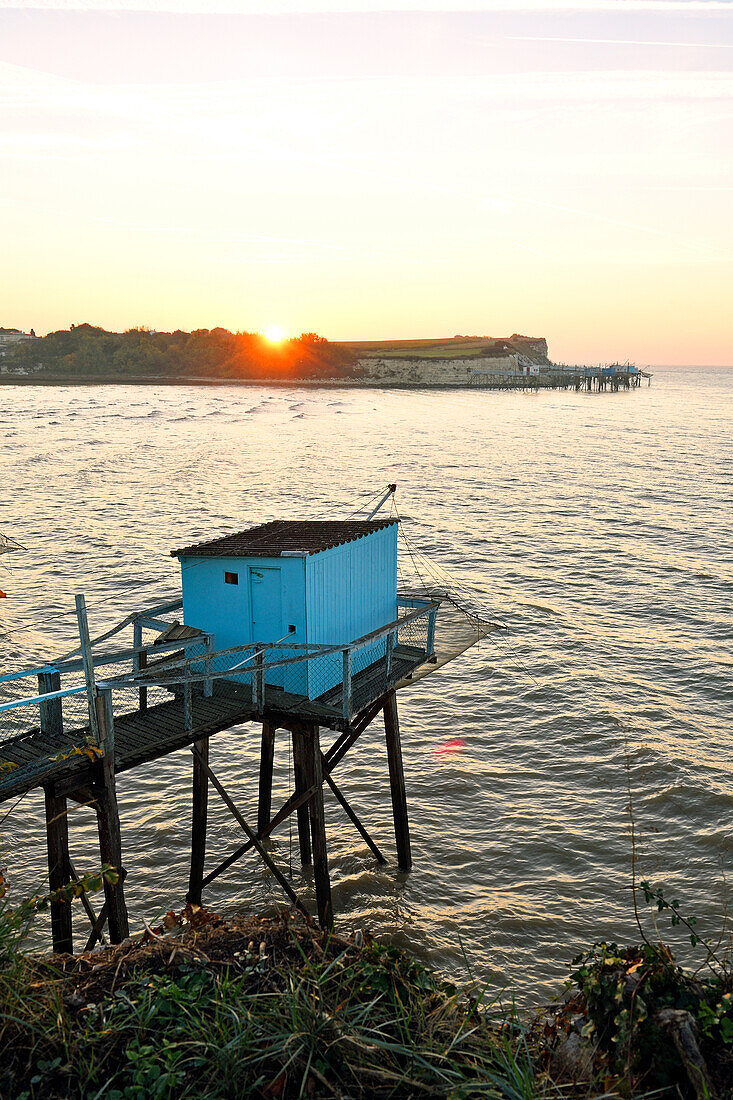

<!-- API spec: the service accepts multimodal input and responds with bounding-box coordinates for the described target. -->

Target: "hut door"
[249,567,284,688]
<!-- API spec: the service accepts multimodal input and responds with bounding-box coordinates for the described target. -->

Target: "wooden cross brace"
[187,697,395,929]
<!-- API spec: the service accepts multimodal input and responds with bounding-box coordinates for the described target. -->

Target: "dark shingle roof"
[171,519,397,559]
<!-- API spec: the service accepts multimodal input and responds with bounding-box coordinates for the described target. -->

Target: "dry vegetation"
[340,335,549,363]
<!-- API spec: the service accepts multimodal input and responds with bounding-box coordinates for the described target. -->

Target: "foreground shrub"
[0,898,536,1099]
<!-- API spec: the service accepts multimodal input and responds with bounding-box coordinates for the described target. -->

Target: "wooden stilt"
[94,793,128,943]
[291,726,312,866]
[302,723,332,929]
[44,785,73,953]
[39,670,72,953]
[258,721,276,836]
[383,690,412,871]
[187,735,209,904]
[190,745,309,917]
[94,689,129,943]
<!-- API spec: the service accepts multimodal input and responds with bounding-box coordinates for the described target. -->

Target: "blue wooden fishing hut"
[173,519,398,700]
[0,487,495,946]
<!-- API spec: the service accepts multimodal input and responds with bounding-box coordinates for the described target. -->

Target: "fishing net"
[349,487,504,679]
[0,533,25,555]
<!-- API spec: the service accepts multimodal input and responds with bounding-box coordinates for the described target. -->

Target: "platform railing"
[0,595,441,765]
[0,596,202,746]
[98,595,440,723]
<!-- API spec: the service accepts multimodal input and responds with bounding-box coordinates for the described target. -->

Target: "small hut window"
[224,571,239,585]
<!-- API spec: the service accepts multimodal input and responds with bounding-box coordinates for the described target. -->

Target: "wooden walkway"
[0,647,423,806]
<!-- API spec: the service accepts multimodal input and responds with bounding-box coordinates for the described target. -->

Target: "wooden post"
[203,634,214,699]
[383,690,412,871]
[303,723,332,929]
[133,619,147,712]
[187,735,209,904]
[44,785,73,953]
[183,674,193,733]
[291,726,312,866]
[342,647,352,724]
[39,669,73,952]
[258,721,276,836]
[94,688,129,942]
[253,649,264,713]
[139,649,148,711]
[75,594,99,742]
[426,609,437,660]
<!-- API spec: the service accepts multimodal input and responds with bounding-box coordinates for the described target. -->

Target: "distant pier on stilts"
[468,362,652,392]
[0,489,492,952]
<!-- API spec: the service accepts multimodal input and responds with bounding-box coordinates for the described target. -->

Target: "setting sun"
[264,326,286,345]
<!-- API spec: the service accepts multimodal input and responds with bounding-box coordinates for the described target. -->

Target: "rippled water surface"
[1,369,731,1002]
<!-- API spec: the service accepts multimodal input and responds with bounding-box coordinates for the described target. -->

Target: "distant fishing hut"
[0,488,492,953]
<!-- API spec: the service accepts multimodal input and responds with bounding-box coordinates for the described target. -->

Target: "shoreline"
[0,375,529,390]
[0,373,640,391]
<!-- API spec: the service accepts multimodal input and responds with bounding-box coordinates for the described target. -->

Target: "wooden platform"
[0,646,424,806]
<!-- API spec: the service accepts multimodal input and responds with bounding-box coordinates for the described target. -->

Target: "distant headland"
[0,324,644,390]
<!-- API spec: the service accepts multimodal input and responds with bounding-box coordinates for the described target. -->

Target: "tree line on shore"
[6,324,357,380]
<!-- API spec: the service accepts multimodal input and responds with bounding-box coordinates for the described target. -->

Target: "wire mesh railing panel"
[307,650,343,703]
[60,692,92,737]
[0,698,42,749]
[352,638,388,675]
[349,636,390,715]
[205,646,256,688]
[397,612,429,653]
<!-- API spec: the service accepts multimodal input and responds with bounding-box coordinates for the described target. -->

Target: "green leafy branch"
[640,879,727,975]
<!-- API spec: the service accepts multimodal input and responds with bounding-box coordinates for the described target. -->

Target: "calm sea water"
[0,367,731,1003]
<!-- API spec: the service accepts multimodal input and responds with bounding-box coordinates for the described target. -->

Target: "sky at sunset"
[1,1,730,365]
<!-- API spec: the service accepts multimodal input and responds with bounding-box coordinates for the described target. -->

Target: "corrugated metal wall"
[304,523,398,697]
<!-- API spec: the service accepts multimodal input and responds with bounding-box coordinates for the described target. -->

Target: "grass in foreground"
[3,872,731,1099]
[1,900,539,1100]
